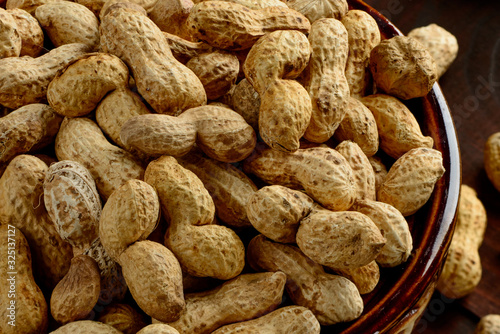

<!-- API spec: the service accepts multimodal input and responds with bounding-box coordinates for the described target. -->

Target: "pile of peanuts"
[4,0,498,332]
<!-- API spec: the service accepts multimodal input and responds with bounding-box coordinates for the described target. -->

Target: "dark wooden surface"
[364,0,500,333]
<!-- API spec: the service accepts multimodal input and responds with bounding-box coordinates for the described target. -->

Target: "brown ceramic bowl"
[321,1,461,333]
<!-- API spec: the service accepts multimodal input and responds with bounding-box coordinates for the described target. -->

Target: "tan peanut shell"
[5,0,64,14]
[0,104,62,174]
[336,140,376,201]
[352,199,412,267]
[377,147,445,216]
[35,2,100,49]
[186,50,240,100]
[243,145,356,211]
[342,9,380,98]
[145,155,245,279]
[230,78,260,130]
[7,8,44,57]
[44,160,102,251]
[163,31,214,64]
[164,272,287,334]
[246,185,314,243]
[475,315,500,334]
[97,303,148,334]
[368,155,388,192]
[148,0,193,40]
[370,35,438,100]
[177,152,258,228]
[55,117,145,200]
[121,105,256,163]
[334,97,379,157]
[137,324,180,334]
[75,0,106,16]
[214,0,288,9]
[119,240,185,323]
[212,306,321,334]
[50,255,101,324]
[361,94,434,159]
[296,207,385,269]
[100,179,160,261]
[329,260,380,295]
[0,8,21,58]
[50,320,122,333]
[0,155,73,289]
[100,7,207,116]
[484,132,500,192]
[282,0,347,23]
[0,225,48,334]
[247,235,363,325]
[302,18,349,143]
[99,0,158,20]
[47,53,129,118]
[408,23,458,78]
[186,1,311,50]
[0,43,91,109]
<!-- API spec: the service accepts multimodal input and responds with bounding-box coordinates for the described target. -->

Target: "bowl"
[327,1,461,333]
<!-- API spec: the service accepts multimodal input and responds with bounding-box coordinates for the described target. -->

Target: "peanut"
[50,254,101,324]
[186,1,310,50]
[0,225,48,334]
[76,0,106,17]
[0,43,91,109]
[282,0,347,23]
[230,78,260,130]
[484,132,500,192]
[6,0,64,14]
[163,31,215,64]
[211,306,321,334]
[368,155,388,192]
[248,235,363,325]
[97,303,148,334]
[370,35,438,100]
[0,8,21,58]
[6,8,44,57]
[475,315,500,334]
[164,272,287,334]
[100,6,207,115]
[244,30,312,152]
[50,320,122,333]
[121,105,256,163]
[99,0,158,20]
[328,260,380,295]
[137,324,180,334]
[377,147,445,216]
[55,117,145,200]
[302,18,349,143]
[148,0,194,40]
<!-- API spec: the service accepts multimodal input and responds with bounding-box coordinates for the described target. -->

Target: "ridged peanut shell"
[50,320,122,333]
[7,8,44,57]
[377,147,445,216]
[283,0,347,23]
[148,0,193,40]
[119,240,185,323]
[163,31,214,64]
[0,8,21,58]
[137,324,180,334]
[484,132,500,192]
[98,303,148,334]
[475,315,500,334]
[211,306,320,334]
[6,0,65,15]
[454,185,487,246]
[330,260,380,295]
[230,78,260,130]
[368,155,387,192]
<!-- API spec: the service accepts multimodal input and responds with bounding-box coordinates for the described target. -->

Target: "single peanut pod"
[186,1,310,50]
[99,0,157,20]
[368,155,387,193]
[475,315,500,334]
[7,8,44,57]
[352,199,412,267]
[137,324,180,334]
[454,185,487,245]
[230,78,260,130]
[336,140,376,201]
[370,36,438,100]
[44,160,102,251]
[177,152,258,228]
[50,255,101,324]
[408,24,458,78]
[484,132,500,192]
[0,8,21,58]
[145,155,245,279]
[247,235,363,325]
[214,0,288,9]
[55,117,145,200]
[0,43,91,109]
[100,179,160,262]
[361,94,434,159]
[47,53,129,118]
[6,0,65,15]
[148,0,193,40]
[377,147,445,216]
[186,50,239,100]
[212,306,321,334]
[119,240,185,323]
[243,146,356,211]
[98,303,148,334]
[164,272,287,334]
[0,155,73,290]
[302,18,349,143]
[0,104,63,174]
[296,207,386,269]
[35,2,100,49]
[0,225,48,334]
[100,7,206,115]
[342,9,380,98]
[246,185,314,243]
[50,320,122,334]
[281,0,347,23]
[329,260,380,295]
[334,97,379,157]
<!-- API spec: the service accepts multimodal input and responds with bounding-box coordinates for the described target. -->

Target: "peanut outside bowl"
[324,1,461,333]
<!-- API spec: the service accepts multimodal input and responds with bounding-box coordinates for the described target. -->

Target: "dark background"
[364,0,500,332]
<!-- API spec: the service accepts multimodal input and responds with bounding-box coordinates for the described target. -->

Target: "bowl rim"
[335,1,462,333]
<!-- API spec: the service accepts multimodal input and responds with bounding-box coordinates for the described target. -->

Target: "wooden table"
[364,0,500,332]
